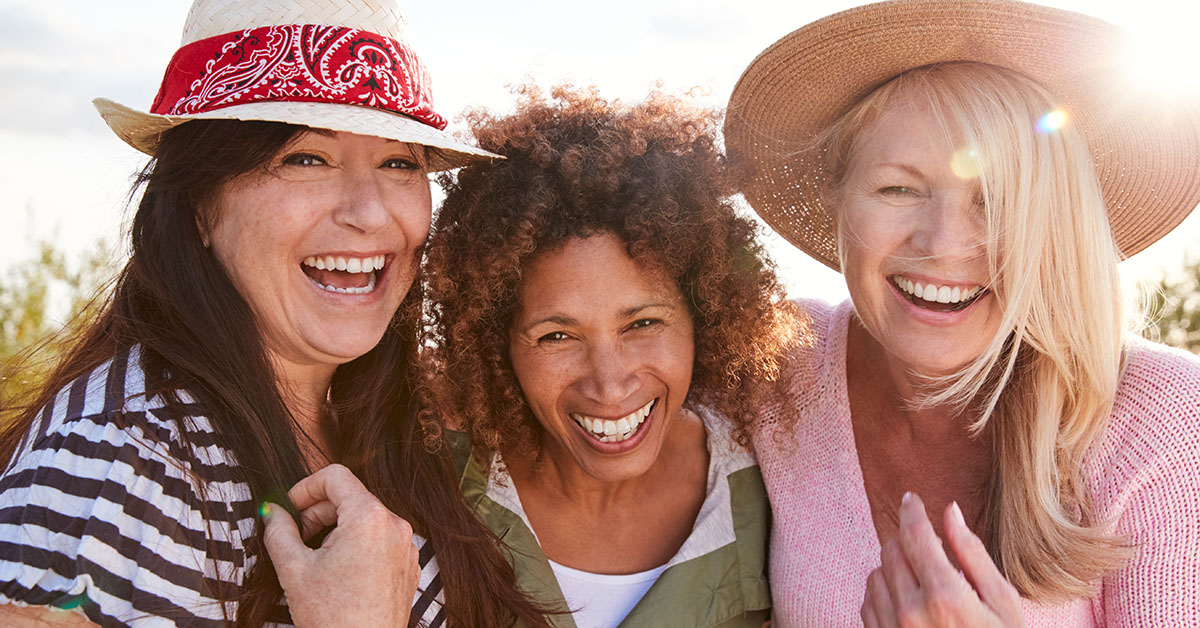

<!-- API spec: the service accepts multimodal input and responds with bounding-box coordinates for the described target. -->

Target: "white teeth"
[893,276,984,304]
[309,270,378,295]
[922,284,938,301]
[571,399,656,443]
[302,255,387,274]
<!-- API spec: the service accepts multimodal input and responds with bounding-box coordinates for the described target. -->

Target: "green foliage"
[1142,253,1200,354]
[0,239,120,404]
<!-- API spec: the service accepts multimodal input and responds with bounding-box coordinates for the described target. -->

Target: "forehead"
[515,234,682,314]
[851,95,960,164]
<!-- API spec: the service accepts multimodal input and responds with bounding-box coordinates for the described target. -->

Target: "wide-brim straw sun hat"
[725,0,1200,270]
[94,0,498,171]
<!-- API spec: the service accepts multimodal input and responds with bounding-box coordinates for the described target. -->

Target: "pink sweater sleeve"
[1088,339,1200,626]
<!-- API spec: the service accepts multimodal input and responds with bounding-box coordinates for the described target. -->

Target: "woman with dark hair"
[419,85,804,628]
[0,1,547,627]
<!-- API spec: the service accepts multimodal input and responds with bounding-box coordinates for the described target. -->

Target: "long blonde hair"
[825,62,1129,602]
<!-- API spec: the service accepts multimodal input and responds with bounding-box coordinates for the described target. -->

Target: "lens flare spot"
[57,594,90,611]
[950,147,982,180]
[1038,109,1068,133]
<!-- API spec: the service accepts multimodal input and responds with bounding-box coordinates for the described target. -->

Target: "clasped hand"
[861,493,1026,628]
[262,464,422,628]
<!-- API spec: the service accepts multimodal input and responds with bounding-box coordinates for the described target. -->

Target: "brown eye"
[537,331,569,343]
[628,318,661,331]
[281,153,326,167]
[381,157,420,170]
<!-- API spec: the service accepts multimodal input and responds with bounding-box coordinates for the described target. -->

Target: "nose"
[910,190,984,260]
[332,167,391,234]
[578,340,640,405]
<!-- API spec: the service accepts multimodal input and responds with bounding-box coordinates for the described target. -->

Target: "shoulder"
[10,346,233,481]
[0,348,252,625]
[753,298,851,440]
[1103,336,1200,458]
[1086,336,1200,518]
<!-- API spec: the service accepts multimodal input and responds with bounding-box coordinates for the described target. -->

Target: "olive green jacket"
[451,408,772,628]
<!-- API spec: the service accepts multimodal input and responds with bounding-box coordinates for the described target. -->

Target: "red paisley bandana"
[150,24,447,130]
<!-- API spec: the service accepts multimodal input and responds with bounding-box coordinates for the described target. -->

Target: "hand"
[262,464,421,628]
[860,492,1026,628]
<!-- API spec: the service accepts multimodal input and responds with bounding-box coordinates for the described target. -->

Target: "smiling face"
[208,129,432,381]
[835,95,1003,377]
[508,233,695,484]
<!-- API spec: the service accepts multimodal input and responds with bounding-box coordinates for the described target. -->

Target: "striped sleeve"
[0,350,248,627]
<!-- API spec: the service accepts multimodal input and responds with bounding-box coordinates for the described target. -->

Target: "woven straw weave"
[181,0,407,44]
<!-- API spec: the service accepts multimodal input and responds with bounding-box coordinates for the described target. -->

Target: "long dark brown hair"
[0,119,547,627]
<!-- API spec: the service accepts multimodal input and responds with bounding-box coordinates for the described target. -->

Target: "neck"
[270,353,338,468]
[847,318,975,443]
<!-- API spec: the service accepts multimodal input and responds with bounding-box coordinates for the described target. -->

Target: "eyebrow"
[872,162,926,178]
[517,303,676,335]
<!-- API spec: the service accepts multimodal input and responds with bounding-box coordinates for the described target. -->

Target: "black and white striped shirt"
[0,346,445,627]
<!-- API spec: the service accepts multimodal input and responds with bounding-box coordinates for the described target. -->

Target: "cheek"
[510,348,565,413]
[389,183,433,244]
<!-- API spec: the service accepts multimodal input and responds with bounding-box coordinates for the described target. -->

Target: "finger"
[943,501,1020,612]
[879,539,919,611]
[861,601,881,628]
[297,501,339,540]
[260,502,308,578]
[897,492,959,589]
[864,568,899,628]
[287,464,370,512]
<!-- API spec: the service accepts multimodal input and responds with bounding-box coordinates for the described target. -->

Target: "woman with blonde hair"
[725,1,1200,625]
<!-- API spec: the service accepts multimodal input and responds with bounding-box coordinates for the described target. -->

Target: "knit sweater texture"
[754,299,1200,627]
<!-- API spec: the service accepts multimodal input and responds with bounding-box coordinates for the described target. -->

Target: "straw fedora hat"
[725,0,1200,270]
[94,0,497,171]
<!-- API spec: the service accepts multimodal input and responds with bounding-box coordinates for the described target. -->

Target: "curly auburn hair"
[420,84,804,459]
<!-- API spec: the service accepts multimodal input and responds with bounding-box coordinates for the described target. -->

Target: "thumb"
[261,502,308,579]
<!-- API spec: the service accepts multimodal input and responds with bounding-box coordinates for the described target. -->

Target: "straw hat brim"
[725,0,1200,270]
[94,98,500,172]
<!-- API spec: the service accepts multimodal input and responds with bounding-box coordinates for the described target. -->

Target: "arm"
[1099,428,1200,625]
[0,407,244,626]
[0,605,101,627]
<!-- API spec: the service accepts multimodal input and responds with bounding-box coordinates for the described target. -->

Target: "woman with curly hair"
[419,85,803,628]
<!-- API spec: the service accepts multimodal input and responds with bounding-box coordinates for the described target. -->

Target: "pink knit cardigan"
[754,299,1200,627]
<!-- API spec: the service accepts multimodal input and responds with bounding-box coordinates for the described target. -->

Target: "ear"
[194,210,212,248]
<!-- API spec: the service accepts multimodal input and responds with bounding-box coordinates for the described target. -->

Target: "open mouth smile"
[891,275,989,312]
[570,398,656,443]
[302,254,387,295]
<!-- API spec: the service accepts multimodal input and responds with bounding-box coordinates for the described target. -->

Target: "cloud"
[0,3,171,135]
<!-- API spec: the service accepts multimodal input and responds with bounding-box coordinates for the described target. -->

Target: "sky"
[2,0,1198,310]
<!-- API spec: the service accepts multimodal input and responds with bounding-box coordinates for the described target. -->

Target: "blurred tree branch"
[1141,253,1200,354]
[0,239,120,405]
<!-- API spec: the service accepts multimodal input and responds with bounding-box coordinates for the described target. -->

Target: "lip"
[887,275,989,327]
[568,398,659,455]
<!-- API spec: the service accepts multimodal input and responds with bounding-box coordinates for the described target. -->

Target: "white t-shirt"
[548,559,668,628]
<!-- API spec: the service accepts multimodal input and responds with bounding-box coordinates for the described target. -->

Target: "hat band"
[150,24,447,130]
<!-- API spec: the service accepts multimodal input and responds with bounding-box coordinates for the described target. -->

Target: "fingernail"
[902,491,914,505]
[259,502,274,521]
[950,501,965,527]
